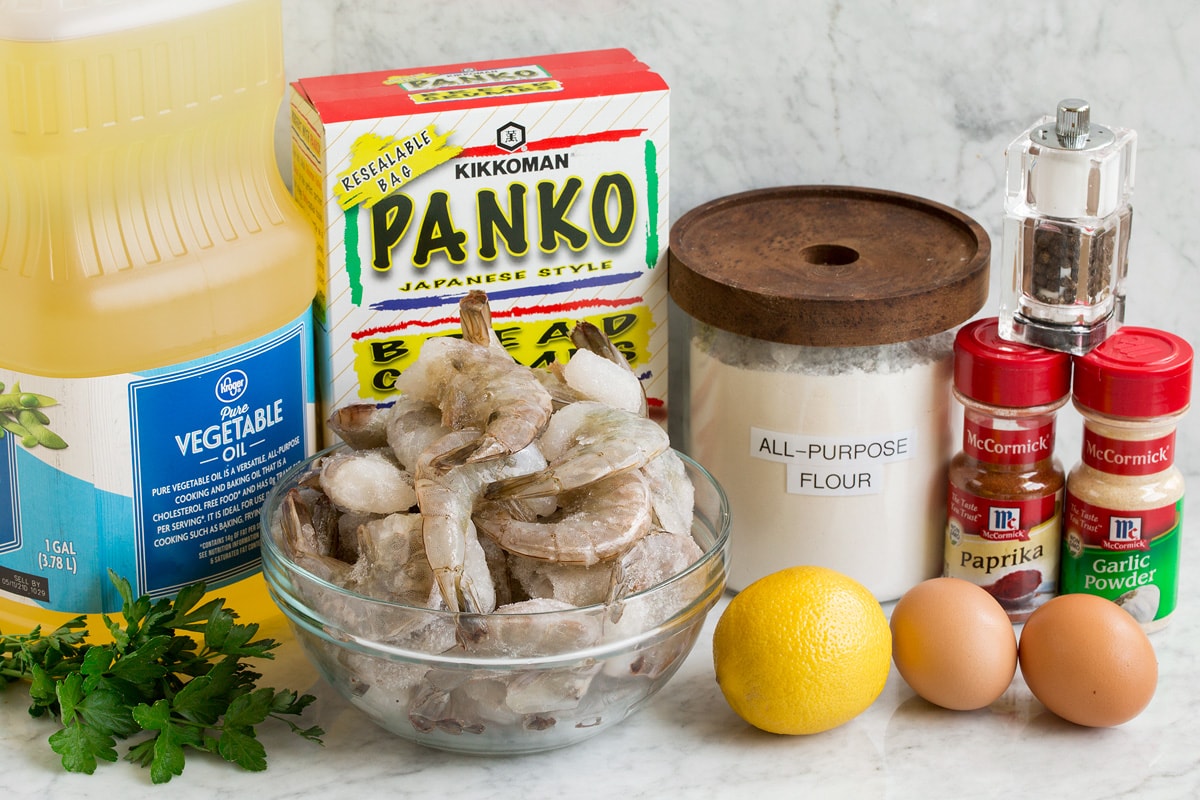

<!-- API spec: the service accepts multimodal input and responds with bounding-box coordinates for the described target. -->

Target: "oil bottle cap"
[954,318,1072,407]
[1073,327,1194,418]
[0,0,242,41]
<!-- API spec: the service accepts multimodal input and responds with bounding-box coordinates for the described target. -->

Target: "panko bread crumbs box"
[289,49,670,444]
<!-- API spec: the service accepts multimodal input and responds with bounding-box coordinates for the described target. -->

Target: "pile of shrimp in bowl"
[260,291,730,755]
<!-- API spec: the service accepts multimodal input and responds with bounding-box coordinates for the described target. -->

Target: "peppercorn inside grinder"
[997,99,1137,356]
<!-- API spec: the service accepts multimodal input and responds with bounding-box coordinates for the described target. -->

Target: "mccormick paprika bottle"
[1062,327,1193,632]
[0,0,317,636]
[944,318,1072,622]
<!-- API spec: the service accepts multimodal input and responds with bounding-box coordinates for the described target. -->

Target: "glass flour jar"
[668,186,989,600]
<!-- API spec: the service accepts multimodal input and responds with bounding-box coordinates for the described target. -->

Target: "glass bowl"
[259,445,730,755]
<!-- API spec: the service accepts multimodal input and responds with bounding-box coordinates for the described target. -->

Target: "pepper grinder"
[997,99,1137,355]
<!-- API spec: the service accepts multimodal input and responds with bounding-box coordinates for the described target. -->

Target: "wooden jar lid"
[668,186,991,347]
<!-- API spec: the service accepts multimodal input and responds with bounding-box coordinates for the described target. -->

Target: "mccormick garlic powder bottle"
[944,318,1072,622]
[1062,327,1193,632]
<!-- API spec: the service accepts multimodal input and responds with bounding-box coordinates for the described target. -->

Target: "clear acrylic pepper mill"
[998,99,1137,355]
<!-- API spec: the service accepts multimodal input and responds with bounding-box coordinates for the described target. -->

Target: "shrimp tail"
[604,557,629,623]
[464,435,516,464]
[427,436,485,470]
[327,402,390,449]
[454,614,489,646]
[432,566,490,615]
[570,320,627,366]
[570,320,648,417]
[459,574,490,615]
[459,289,501,348]
[428,433,511,469]
[280,487,339,559]
[483,468,562,501]
[432,568,463,614]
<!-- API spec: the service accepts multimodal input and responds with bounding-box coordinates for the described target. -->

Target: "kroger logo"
[215,370,249,404]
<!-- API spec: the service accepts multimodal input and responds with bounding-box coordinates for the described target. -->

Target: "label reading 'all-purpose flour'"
[0,314,313,613]
[750,426,917,496]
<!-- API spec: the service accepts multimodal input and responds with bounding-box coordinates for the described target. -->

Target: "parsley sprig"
[0,570,323,783]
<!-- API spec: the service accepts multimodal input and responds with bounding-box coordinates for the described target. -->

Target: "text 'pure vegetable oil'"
[0,0,317,635]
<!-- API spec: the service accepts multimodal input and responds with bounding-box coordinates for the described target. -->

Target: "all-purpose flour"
[667,186,990,601]
[686,324,955,601]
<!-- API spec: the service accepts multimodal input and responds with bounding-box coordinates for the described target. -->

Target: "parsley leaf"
[49,714,119,774]
[132,699,203,784]
[1,571,324,783]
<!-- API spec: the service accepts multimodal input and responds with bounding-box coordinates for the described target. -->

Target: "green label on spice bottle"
[1062,495,1182,627]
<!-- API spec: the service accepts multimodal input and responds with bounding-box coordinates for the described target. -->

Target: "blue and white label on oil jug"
[0,312,314,613]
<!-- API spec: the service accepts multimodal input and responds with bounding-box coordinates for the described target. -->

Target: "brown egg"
[890,577,1018,710]
[1018,593,1157,727]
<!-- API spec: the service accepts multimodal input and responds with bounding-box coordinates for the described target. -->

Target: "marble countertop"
[279,0,1200,478]
[2,496,1196,799]
[2,1,1196,796]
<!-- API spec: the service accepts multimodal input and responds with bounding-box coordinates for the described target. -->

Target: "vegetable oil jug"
[0,0,316,634]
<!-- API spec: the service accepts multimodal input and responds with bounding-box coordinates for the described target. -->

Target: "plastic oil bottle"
[0,0,317,636]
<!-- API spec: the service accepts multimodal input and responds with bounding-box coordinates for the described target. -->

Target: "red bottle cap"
[954,318,1071,407]
[1073,327,1193,418]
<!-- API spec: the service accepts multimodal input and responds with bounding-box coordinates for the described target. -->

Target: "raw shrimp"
[349,512,437,606]
[570,320,629,369]
[478,533,519,608]
[456,598,603,726]
[507,553,615,607]
[327,403,390,449]
[641,448,695,535]
[394,335,553,467]
[279,486,339,560]
[601,529,708,679]
[562,321,648,417]
[504,666,597,717]
[473,470,654,566]
[607,528,704,601]
[290,551,355,587]
[319,447,416,515]
[333,510,375,563]
[468,598,602,657]
[385,394,448,469]
[415,429,547,613]
[408,672,492,735]
[483,401,669,500]
[536,365,588,409]
[274,487,355,591]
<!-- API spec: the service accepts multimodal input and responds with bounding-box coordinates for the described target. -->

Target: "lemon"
[712,565,891,735]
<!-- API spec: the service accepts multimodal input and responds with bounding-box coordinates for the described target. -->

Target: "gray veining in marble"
[2,3,1198,796]
[279,0,1199,472]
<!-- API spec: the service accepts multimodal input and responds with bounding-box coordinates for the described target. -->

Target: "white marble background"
[279,0,1200,472]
